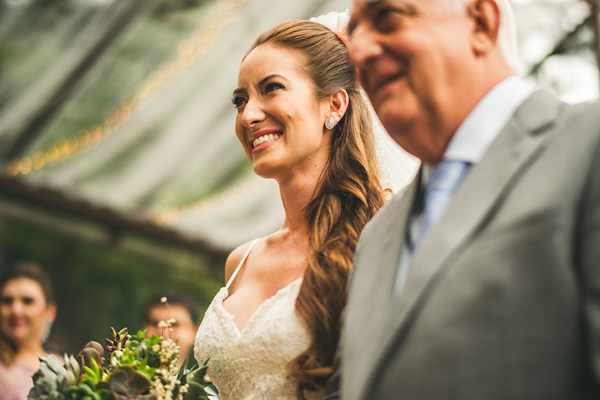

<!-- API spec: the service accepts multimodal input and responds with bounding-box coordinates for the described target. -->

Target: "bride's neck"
[278,176,318,240]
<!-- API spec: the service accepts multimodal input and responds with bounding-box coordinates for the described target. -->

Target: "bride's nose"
[240,99,266,128]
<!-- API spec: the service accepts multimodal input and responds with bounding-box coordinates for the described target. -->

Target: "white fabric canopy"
[0,0,595,252]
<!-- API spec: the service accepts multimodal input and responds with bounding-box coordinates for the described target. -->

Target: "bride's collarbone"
[230,265,303,299]
[226,255,304,302]
[244,244,306,281]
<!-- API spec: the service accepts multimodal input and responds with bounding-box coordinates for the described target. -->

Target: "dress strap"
[225,238,261,290]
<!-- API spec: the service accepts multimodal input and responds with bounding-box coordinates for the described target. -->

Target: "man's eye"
[22,297,35,305]
[376,8,395,29]
[374,6,410,32]
[375,7,392,21]
[231,96,246,108]
[265,82,284,94]
[0,296,13,306]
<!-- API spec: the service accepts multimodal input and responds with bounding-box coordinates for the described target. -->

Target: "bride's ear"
[326,88,349,122]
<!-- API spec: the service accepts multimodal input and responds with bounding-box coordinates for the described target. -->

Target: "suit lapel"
[343,173,421,400]
[363,90,562,393]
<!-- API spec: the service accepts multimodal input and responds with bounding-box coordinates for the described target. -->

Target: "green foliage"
[28,354,83,400]
[82,358,104,384]
[30,327,214,400]
[0,217,224,355]
[63,378,113,400]
[181,361,212,400]
[107,366,153,399]
[106,329,162,379]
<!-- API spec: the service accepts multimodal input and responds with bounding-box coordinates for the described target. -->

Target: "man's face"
[347,0,477,163]
[144,304,197,364]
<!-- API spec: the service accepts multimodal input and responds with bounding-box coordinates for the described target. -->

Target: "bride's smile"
[250,129,282,152]
[233,43,332,180]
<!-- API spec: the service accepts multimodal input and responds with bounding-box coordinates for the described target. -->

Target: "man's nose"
[9,301,24,314]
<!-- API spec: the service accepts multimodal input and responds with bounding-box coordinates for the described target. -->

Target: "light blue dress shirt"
[392,76,533,294]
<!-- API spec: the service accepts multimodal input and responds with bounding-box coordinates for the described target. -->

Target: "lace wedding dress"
[194,239,322,400]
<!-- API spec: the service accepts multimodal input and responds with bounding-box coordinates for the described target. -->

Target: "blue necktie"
[393,160,469,295]
[416,159,470,245]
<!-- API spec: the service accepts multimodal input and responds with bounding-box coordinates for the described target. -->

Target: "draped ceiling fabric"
[0,0,596,254]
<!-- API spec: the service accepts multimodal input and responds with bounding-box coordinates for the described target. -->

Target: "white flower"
[158,320,169,329]
[310,10,350,34]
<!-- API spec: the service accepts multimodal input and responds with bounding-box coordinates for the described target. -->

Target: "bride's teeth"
[252,134,281,148]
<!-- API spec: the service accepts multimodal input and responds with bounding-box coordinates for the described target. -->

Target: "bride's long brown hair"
[247,21,385,398]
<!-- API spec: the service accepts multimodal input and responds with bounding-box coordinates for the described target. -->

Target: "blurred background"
[0,0,598,354]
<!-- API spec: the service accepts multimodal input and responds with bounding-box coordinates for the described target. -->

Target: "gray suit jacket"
[328,90,600,400]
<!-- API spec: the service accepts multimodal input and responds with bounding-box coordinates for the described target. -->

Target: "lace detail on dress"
[194,278,322,400]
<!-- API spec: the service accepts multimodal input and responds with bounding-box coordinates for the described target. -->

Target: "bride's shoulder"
[224,239,260,284]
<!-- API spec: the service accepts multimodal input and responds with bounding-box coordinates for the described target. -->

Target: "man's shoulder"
[516,89,600,119]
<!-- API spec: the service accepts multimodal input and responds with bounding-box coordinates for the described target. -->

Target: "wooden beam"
[0,174,227,259]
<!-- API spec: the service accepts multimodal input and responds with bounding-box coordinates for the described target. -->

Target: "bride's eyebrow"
[233,74,288,97]
[257,73,287,88]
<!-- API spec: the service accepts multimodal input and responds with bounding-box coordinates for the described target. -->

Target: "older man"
[327,0,600,399]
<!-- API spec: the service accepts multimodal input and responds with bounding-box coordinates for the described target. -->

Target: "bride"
[194,17,402,400]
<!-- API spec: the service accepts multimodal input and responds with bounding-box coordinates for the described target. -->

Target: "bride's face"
[233,44,332,181]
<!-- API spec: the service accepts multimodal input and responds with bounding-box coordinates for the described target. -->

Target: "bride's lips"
[250,129,282,153]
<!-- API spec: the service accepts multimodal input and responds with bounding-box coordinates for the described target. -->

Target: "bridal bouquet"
[28,327,213,400]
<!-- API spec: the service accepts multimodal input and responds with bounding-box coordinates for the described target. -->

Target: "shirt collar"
[443,76,532,164]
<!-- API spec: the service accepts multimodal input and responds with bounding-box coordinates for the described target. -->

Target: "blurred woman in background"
[0,261,57,400]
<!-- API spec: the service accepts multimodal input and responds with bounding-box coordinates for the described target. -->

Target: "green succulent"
[29,327,214,400]
[28,354,77,400]
[108,366,155,400]
[179,360,214,400]
[108,330,162,379]
[78,343,103,368]
[62,378,114,400]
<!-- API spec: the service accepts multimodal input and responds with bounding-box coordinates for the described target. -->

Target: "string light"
[148,177,254,227]
[7,0,248,177]
[7,0,257,231]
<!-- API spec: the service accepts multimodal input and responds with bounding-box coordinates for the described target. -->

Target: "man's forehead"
[349,0,387,35]
[352,0,382,12]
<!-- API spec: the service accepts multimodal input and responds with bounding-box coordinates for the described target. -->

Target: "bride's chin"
[251,162,280,179]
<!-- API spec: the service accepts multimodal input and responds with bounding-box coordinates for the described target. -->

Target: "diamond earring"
[325,117,336,130]
[39,319,53,343]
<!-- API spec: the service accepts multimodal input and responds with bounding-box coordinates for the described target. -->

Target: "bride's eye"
[264,82,285,94]
[231,96,246,109]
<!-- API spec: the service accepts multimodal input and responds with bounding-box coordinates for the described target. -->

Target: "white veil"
[369,100,420,194]
[310,11,420,195]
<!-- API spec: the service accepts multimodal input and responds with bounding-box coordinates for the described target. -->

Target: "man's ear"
[467,0,501,55]
[327,88,350,122]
